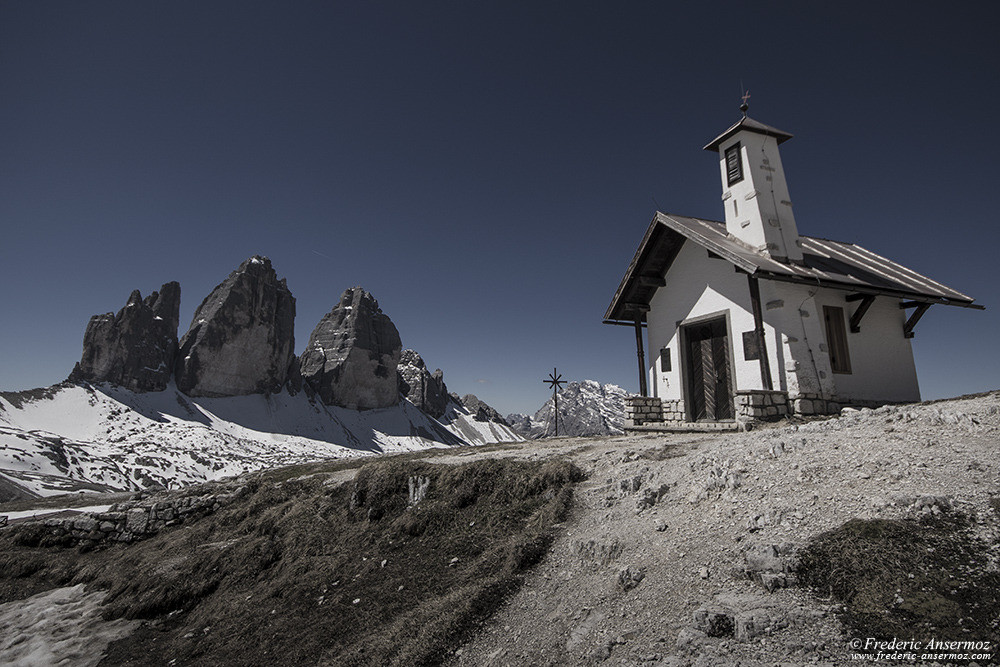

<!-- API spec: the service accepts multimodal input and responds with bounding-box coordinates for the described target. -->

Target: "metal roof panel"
[604,213,979,322]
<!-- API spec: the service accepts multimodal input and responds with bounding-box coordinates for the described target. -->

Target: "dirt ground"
[1,392,998,666]
[436,393,1000,666]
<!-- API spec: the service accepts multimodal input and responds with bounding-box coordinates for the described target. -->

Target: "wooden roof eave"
[755,271,986,310]
[656,213,759,274]
[604,216,664,322]
[604,212,762,323]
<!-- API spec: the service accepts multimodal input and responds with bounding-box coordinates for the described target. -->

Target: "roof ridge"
[799,233,856,246]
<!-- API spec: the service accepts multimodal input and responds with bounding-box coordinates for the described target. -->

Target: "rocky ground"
[1,392,997,666]
[441,392,1000,666]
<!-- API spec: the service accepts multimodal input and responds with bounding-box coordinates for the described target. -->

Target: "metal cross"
[740,89,751,117]
[741,89,751,106]
[542,368,566,437]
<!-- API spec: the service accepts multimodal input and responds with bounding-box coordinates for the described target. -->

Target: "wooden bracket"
[849,295,875,333]
[903,303,930,339]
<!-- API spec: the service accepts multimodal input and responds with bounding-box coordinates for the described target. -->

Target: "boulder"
[69,282,181,392]
[299,287,402,410]
[398,349,449,418]
[175,256,296,397]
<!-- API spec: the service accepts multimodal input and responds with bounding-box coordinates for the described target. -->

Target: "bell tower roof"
[703,115,793,152]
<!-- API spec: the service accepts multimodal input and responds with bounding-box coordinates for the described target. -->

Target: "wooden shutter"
[823,306,852,374]
[725,143,743,186]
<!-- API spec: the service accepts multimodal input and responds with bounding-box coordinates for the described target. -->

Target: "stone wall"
[660,399,685,424]
[12,486,239,550]
[624,396,662,428]
[789,392,841,416]
[735,390,790,421]
[624,396,686,428]
[625,389,851,430]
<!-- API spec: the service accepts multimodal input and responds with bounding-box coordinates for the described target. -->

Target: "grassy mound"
[0,457,584,666]
[798,511,1000,652]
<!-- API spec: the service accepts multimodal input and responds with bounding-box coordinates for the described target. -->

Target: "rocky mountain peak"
[398,349,449,418]
[299,287,402,410]
[69,281,182,392]
[507,380,629,438]
[175,256,296,397]
[453,393,509,426]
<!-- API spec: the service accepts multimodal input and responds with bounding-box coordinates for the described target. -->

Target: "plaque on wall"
[743,331,761,360]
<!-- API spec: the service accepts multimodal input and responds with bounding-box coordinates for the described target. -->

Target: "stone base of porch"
[624,390,844,432]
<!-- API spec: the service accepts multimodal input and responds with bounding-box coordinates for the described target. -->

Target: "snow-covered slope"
[507,380,629,439]
[0,382,519,499]
[438,398,521,445]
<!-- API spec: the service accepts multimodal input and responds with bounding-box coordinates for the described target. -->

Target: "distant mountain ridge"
[507,380,629,439]
[0,256,517,500]
[0,381,519,501]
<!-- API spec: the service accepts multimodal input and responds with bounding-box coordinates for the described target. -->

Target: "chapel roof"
[703,116,794,152]
[604,212,981,323]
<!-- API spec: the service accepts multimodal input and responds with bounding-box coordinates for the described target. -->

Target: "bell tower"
[703,99,803,263]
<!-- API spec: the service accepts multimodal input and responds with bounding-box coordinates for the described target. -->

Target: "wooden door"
[684,317,734,421]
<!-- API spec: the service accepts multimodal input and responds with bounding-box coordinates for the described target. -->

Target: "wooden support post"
[849,295,875,333]
[634,316,648,397]
[903,303,930,339]
[747,275,773,391]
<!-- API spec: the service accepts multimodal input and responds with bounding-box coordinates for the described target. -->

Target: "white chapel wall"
[811,291,921,403]
[757,281,837,400]
[646,240,782,401]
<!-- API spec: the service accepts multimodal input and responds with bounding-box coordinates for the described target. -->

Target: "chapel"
[604,102,982,428]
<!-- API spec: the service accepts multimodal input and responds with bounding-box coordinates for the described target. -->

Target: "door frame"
[678,310,736,422]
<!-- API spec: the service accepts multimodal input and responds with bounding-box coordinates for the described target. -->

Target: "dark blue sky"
[2,2,997,415]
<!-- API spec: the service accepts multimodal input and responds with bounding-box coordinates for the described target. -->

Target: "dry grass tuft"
[798,513,1000,649]
[0,457,584,666]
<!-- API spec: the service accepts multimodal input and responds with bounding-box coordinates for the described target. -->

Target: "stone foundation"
[625,389,845,430]
[789,392,840,416]
[660,399,685,424]
[735,390,790,421]
[624,396,663,428]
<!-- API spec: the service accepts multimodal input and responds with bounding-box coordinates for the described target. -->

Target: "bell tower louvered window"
[725,142,743,186]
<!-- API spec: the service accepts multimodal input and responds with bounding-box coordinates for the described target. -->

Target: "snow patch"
[0,585,137,667]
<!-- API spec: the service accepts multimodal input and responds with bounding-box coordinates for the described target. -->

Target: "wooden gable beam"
[624,302,651,313]
[849,295,875,333]
[903,303,931,339]
[637,275,666,287]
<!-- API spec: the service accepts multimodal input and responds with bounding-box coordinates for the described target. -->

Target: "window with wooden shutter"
[823,306,852,374]
[725,142,743,186]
